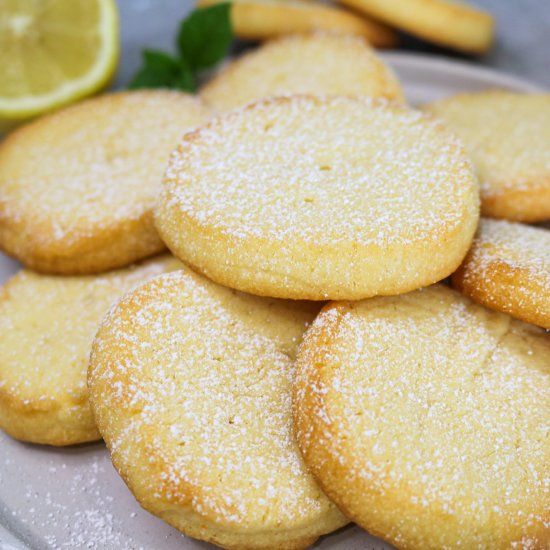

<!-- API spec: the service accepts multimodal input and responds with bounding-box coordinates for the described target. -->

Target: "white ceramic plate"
[0,54,543,550]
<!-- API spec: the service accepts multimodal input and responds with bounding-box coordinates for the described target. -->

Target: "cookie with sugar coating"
[156,95,479,300]
[336,0,493,53]
[294,284,550,550]
[200,33,404,112]
[88,268,348,550]
[423,91,550,222]
[197,0,397,47]
[0,91,212,274]
[452,219,550,330]
[0,255,182,446]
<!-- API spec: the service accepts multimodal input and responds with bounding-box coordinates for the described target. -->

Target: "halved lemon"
[0,0,119,130]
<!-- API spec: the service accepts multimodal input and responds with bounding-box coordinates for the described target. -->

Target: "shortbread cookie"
[0,255,181,446]
[294,285,550,549]
[88,269,348,550]
[200,33,404,112]
[157,95,478,300]
[336,0,493,53]
[197,0,397,47]
[0,91,211,274]
[424,92,550,222]
[452,219,550,329]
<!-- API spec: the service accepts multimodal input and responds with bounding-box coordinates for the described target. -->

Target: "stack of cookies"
[0,32,548,550]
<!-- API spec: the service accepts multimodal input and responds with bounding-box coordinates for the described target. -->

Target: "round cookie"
[0,255,181,446]
[336,0,493,54]
[294,285,550,549]
[452,219,550,330]
[88,269,348,550]
[423,91,550,222]
[197,0,397,47]
[0,91,212,274]
[156,95,479,300]
[200,33,404,112]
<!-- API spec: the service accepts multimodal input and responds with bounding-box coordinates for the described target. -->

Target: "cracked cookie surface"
[294,284,550,550]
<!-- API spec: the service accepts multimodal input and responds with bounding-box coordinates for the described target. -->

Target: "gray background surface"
[115,0,550,89]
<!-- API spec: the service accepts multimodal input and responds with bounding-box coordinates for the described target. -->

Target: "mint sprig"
[129,3,232,92]
[129,50,195,91]
[178,4,233,71]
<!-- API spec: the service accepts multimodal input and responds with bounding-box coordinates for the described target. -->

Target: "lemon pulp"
[0,0,119,126]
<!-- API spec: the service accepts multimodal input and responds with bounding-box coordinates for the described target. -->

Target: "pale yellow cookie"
[88,269,347,550]
[156,95,479,300]
[200,33,404,112]
[294,285,550,550]
[0,91,212,274]
[424,91,550,222]
[452,219,550,330]
[336,0,493,53]
[0,255,181,446]
[197,0,397,47]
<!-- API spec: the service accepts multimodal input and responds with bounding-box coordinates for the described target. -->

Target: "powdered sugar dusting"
[423,92,550,197]
[200,32,403,112]
[458,218,550,325]
[0,91,211,246]
[163,95,476,247]
[156,96,479,299]
[0,255,181,416]
[295,285,550,547]
[0,432,192,550]
[465,219,549,286]
[89,269,343,537]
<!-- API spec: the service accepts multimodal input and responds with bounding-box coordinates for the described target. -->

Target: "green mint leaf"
[177,3,232,71]
[128,49,181,89]
[173,68,197,92]
[127,4,233,91]
[128,67,167,90]
[142,50,180,73]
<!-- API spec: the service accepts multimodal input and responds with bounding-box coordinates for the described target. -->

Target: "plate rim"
[381,51,545,93]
